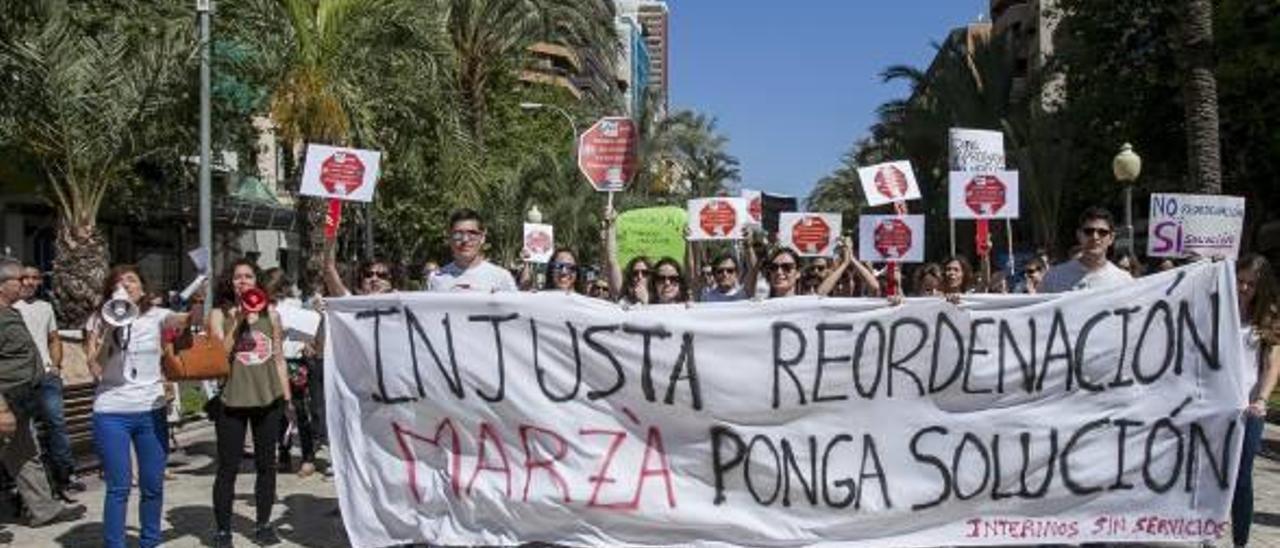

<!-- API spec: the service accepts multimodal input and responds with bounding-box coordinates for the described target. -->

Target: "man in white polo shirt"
[427,209,517,293]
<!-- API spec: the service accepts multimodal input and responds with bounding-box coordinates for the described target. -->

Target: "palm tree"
[635,110,741,200]
[1177,0,1221,193]
[0,2,193,326]
[226,0,447,287]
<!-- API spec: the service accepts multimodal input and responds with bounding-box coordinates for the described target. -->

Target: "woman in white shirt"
[1231,253,1280,548]
[86,265,189,548]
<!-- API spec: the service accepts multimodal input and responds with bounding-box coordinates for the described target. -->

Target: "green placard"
[617,206,687,268]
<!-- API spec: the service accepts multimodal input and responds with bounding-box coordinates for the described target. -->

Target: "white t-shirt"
[89,307,171,413]
[428,260,517,293]
[1040,258,1133,293]
[700,285,747,303]
[13,299,56,369]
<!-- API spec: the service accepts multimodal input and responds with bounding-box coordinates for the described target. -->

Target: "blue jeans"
[1232,414,1265,546]
[93,409,169,548]
[34,372,74,487]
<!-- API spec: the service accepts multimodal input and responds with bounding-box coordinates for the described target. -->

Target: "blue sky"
[668,1,988,199]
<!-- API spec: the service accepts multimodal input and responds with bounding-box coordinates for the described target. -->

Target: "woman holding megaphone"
[206,258,292,547]
[86,265,191,548]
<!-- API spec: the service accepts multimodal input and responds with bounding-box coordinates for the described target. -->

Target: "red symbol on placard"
[320,151,366,195]
[699,201,738,237]
[578,117,638,192]
[234,330,273,366]
[874,219,913,259]
[748,195,762,223]
[874,165,910,199]
[791,216,833,254]
[524,230,552,256]
[965,175,1007,215]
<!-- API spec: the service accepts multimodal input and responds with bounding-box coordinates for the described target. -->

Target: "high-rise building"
[615,15,651,119]
[616,0,669,114]
[990,0,1062,111]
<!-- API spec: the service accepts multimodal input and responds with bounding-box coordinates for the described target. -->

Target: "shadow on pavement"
[277,492,348,547]
[167,503,263,547]
[1256,511,1280,527]
[53,519,187,547]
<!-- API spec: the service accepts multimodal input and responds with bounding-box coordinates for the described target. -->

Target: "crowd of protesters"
[0,201,1276,547]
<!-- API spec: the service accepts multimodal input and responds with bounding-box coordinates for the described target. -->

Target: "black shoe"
[212,529,234,548]
[253,524,281,546]
[30,504,86,527]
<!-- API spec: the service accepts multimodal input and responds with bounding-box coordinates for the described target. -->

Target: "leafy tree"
[0,1,194,325]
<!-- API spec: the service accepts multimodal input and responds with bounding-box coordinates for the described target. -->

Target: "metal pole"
[198,0,212,317]
[1124,185,1135,257]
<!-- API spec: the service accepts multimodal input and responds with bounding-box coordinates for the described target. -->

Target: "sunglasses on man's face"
[1080,227,1112,238]
[450,229,484,243]
[714,267,737,276]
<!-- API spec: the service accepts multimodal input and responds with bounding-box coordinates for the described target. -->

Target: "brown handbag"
[162,330,229,381]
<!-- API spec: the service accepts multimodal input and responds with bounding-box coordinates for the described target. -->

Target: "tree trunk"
[52,221,109,329]
[1179,0,1222,194]
[298,196,328,296]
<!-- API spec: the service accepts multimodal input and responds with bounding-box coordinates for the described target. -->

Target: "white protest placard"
[1147,193,1246,259]
[326,262,1244,548]
[277,302,322,340]
[741,189,763,227]
[522,223,555,263]
[948,171,1020,219]
[299,144,382,202]
[859,214,926,262]
[949,128,1005,171]
[778,212,841,256]
[687,198,747,241]
[187,246,210,274]
[857,160,922,206]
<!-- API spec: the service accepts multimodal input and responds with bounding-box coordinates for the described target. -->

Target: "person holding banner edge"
[1232,253,1280,548]
[207,259,293,547]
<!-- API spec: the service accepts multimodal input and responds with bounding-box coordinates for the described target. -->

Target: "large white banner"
[326,262,1247,548]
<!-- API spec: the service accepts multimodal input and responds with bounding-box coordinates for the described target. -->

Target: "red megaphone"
[240,288,268,314]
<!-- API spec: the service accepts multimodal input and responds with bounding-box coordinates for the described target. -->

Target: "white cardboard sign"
[299,144,382,202]
[687,198,748,241]
[857,160,922,206]
[1147,193,1246,259]
[778,212,841,257]
[859,214,925,263]
[740,189,763,227]
[948,128,1005,171]
[948,171,1020,219]
[522,223,555,264]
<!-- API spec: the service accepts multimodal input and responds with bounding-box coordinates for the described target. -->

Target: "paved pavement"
[5,422,1280,547]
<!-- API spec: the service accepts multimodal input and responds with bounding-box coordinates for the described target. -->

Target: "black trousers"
[213,399,283,530]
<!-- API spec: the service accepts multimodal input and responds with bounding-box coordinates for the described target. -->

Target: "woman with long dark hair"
[941,255,974,295]
[651,257,688,304]
[763,247,803,299]
[1231,253,1280,548]
[207,258,292,547]
[86,265,190,548]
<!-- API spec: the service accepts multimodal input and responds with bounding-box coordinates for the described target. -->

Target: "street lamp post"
[519,102,579,147]
[1113,143,1142,257]
[197,0,213,316]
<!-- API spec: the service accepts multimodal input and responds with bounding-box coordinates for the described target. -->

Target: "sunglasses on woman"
[765,262,796,274]
[654,274,681,285]
[364,269,390,280]
[550,262,578,275]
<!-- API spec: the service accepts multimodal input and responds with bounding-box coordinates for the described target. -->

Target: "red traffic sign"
[320,151,366,195]
[699,201,738,237]
[578,117,638,192]
[874,164,910,200]
[964,175,1008,215]
[874,218,913,259]
[792,216,833,255]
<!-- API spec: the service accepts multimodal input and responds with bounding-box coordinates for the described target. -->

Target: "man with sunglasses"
[427,209,516,293]
[1040,206,1133,293]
